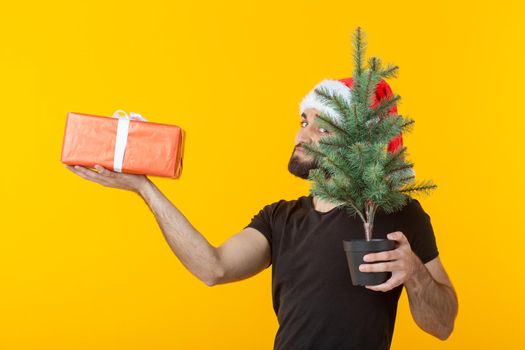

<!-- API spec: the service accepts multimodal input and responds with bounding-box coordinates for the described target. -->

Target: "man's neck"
[312,195,338,213]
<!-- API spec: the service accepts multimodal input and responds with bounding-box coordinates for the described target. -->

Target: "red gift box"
[61,110,185,178]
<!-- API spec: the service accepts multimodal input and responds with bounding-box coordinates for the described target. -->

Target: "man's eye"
[301,121,329,134]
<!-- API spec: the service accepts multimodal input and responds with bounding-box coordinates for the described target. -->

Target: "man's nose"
[297,126,316,145]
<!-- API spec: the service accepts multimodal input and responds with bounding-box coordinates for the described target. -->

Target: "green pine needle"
[353,27,366,80]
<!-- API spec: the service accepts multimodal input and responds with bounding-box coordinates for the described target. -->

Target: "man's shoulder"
[375,197,430,225]
[261,195,309,213]
[384,197,425,215]
[403,197,429,217]
[388,197,433,235]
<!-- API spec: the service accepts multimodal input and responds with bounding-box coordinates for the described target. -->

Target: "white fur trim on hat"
[299,79,352,125]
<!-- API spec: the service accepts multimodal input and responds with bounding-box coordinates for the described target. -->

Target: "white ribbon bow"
[112,109,149,173]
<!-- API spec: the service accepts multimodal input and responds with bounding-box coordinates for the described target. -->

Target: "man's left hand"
[359,231,423,292]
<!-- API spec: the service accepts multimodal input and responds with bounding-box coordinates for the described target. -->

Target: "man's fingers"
[73,165,99,178]
[359,261,399,273]
[363,250,399,262]
[66,165,111,186]
[365,283,389,292]
[365,277,402,292]
[66,165,92,178]
[387,231,408,244]
[94,164,114,177]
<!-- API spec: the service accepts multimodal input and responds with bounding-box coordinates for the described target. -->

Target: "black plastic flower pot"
[342,239,395,286]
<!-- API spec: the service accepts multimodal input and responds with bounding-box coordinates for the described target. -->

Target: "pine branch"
[365,57,383,107]
[310,175,334,202]
[368,56,382,73]
[384,145,408,169]
[318,139,348,149]
[302,142,350,176]
[310,170,353,206]
[387,162,415,175]
[332,93,353,124]
[398,175,416,183]
[352,27,368,104]
[400,117,415,134]
[365,72,382,108]
[352,104,360,131]
[380,65,399,79]
[399,180,438,195]
[383,147,410,179]
[309,143,363,187]
[353,27,365,81]
[313,86,352,121]
[315,112,353,139]
[331,175,366,223]
[354,143,365,170]
[366,94,401,120]
[301,142,326,160]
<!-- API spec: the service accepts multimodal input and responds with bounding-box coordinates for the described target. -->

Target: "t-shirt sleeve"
[403,199,439,264]
[244,202,276,252]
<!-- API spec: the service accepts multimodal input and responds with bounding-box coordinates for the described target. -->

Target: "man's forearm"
[404,260,458,340]
[136,179,223,286]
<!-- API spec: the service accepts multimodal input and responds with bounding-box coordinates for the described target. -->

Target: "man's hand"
[359,231,458,339]
[359,231,422,292]
[65,164,150,194]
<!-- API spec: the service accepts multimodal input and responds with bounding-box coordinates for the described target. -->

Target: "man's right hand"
[65,164,150,194]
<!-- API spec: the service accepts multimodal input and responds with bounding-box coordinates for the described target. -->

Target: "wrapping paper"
[61,111,185,178]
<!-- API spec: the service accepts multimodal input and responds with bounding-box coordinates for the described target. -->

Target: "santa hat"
[299,77,403,154]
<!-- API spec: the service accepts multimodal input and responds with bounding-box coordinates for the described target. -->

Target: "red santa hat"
[299,77,403,154]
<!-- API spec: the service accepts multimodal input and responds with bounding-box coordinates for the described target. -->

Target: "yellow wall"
[1,0,523,349]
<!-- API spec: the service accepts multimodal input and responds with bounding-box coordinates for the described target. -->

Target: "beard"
[287,150,321,180]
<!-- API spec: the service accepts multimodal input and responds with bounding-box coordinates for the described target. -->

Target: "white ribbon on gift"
[112,109,148,173]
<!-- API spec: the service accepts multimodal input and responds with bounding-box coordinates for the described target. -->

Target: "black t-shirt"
[244,194,439,350]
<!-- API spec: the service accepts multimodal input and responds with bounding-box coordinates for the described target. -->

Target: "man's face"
[287,108,331,179]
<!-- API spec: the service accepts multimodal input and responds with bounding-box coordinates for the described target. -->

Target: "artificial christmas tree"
[301,27,437,286]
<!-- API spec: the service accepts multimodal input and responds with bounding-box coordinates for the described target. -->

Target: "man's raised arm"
[138,179,224,286]
[65,164,270,287]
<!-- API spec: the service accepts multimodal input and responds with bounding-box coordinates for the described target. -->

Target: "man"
[65,78,458,350]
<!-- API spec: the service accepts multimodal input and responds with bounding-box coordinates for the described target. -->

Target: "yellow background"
[1,0,523,349]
